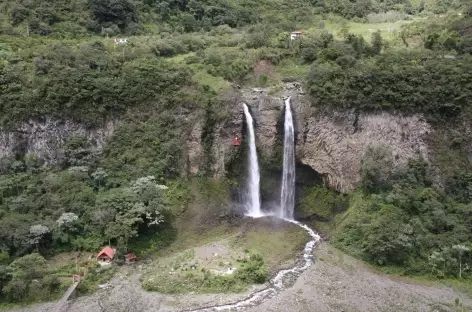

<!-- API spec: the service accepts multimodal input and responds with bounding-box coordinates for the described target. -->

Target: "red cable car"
[232,135,241,146]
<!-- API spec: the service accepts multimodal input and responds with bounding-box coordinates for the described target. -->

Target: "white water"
[187,219,321,312]
[184,100,321,312]
[243,104,262,217]
[280,97,296,220]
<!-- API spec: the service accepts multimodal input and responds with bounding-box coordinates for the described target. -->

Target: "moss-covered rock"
[296,185,347,220]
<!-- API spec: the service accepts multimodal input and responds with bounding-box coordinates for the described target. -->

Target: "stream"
[185,219,321,312]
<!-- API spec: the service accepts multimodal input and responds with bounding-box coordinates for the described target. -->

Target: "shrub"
[235,253,268,284]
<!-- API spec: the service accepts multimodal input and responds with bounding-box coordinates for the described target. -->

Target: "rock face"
[0,119,116,165]
[239,83,432,193]
[0,84,435,194]
[185,92,244,177]
[296,111,431,193]
[209,105,244,178]
[187,121,204,176]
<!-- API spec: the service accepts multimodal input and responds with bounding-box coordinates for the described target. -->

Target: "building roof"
[291,31,302,34]
[126,253,137,260]
[97,247,115,260]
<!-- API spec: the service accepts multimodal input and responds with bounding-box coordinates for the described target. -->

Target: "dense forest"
[0,0,472,306]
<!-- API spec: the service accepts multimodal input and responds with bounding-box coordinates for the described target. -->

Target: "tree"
[429,251,445,276]
[369,31,384,55]
[0,214,34,256]
[363,206,414,265]
[361,145,394,193]
[452,244,470,278]
[56,213,79,227]
[55,213,82,245]
[8,253,47,281]
[104,203,144,246]
[0,265,11,297]
[91,168,108,189]
[88,0,137,31]
[4,253,49,302]
[28,225,50,251]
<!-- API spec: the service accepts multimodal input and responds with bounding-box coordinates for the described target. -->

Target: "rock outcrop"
[185,91,244,177]
[0,84,435,194]
[0,119,116,165]
[297,110,431,193]
[239,83,432,193]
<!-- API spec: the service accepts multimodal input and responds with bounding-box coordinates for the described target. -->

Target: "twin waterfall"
[190,98,321,312]
[243,97,295,219]
[279,98,295,219]
[243,104,262,217]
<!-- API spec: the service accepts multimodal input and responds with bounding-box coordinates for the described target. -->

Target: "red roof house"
[125,253,138,264]
[96,247,115,262]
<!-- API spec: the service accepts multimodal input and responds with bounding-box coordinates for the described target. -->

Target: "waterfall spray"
[243,104,262,217]
[280,97,295,220]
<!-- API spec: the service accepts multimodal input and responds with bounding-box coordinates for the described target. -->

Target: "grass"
[443,279,472,297]
[157,225,237,256]
[231,221,309,272]
[191,66,231,91]
[77,265,117,295]
[297,17,422,46]
[140,217,308,294]
[141,241,260,294]
[275,58,310,81]
[319,19,414,41]
[168,52,231,92]
[167,52,196,63]
[343,20,412,41]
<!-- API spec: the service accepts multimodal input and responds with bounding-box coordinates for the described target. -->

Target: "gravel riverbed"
[11,242,472,312]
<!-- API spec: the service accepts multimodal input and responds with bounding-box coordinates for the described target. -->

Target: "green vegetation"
[0,0,471,304]
[305,10,472,120]
[77,264,117,294]
[298,185,347,219]
[307,49,472,118]
[141,219,306,294]
[142,250,268,294]
[332,146,472,279]
[232,220,309,271]
[0,253,67,305]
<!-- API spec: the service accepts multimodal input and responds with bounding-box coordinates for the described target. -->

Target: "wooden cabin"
[96,247,115,262]
[125,253,138,264]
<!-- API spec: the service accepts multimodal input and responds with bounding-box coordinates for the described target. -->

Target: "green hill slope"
[0,0,471,306]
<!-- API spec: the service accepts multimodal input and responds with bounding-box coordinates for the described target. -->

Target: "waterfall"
[186,100,323,312]
[243,104,262,217]
[280,97,295,220]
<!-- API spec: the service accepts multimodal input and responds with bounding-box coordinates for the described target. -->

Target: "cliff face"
[185,91,244,178]
[296,110,431,193]
[0,119,116,165]
[235,84,431,193]
[0,85,445,193]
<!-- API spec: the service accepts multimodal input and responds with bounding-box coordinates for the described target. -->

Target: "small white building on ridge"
[290,31,302,40]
